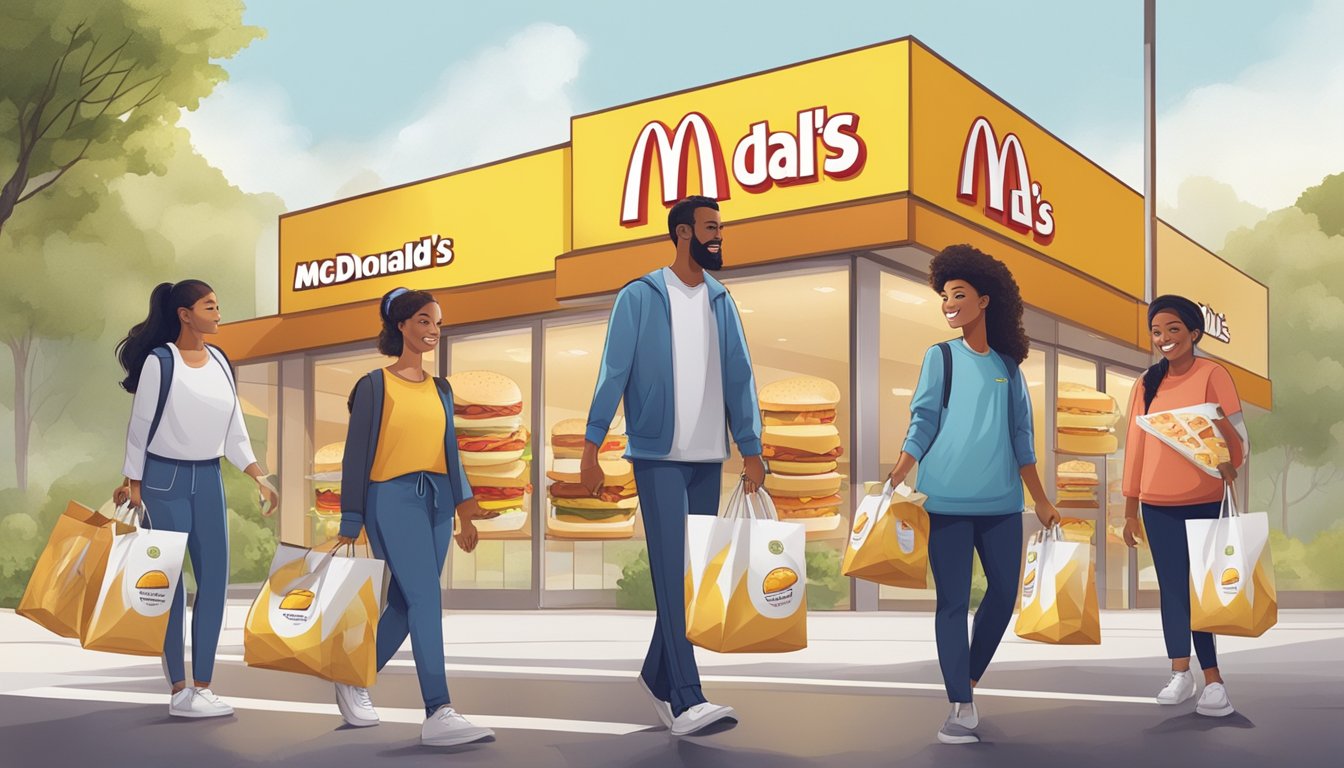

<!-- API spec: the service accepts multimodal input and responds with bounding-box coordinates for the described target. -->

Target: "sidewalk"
[5,607,1343,681]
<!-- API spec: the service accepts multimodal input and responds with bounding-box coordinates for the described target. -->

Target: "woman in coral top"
[1122,294,1248,718]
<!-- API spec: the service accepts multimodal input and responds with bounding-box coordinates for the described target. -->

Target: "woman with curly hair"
[887,244,1059,745]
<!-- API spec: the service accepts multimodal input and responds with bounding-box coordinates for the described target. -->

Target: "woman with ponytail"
[1121,294,1248,717]
[327,287,497,747]
[886,245,1059,745]
[113,280,279,718]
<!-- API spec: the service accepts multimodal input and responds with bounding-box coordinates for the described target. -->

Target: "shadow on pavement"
[1144,711,1256,733]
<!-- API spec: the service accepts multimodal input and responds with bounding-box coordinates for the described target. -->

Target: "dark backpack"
[146,344,238,446]
[929,340,1022,447]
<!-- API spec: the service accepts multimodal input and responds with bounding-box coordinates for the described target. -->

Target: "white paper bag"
[1186,485,1276,637]
[81,505,189,656]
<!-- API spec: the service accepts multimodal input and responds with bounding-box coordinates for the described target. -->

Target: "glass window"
[724,267,853,611]
[228,362,279,585]
[446,330,533,591]
[1105,368,1140,608]
[310,348,437,549]
[543,318,649,604]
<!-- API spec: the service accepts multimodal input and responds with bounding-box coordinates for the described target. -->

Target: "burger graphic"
[311,441,345,513]
[1220,568,1240,587]
[758,376,846,537]
[851,512,870,535]
[546,418,637,539]
[279,589,316,611]
[448,371,532,536]
[135,570,170,590]
[1055,382,1120,455]
[762,567,799,594]
[1023,569,1037,587]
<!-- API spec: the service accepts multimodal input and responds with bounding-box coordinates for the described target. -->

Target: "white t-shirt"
[122,343,257,479]
[663,268,728,462]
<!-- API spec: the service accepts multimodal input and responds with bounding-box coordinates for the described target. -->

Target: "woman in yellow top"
[329,287,498,747]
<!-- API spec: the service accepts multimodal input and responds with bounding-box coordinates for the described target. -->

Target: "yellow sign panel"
[1156,224,1269,378]
[278,147,570,314]
[571,41,911,251]
[909,44,1144,299]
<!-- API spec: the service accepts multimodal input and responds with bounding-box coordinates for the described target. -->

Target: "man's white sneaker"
[169,687,234,718]
[334,683,379,727]
[1195,682,1235,717]
[636,676,673,729]
[937,703,980,744]
[670,702,736,737]
[421,707,494,747]
[1156,670,1196,705]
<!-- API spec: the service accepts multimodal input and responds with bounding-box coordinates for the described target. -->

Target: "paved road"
[2,632,1342,768]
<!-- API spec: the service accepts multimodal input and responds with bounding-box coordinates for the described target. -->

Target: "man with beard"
[580,195,765,736]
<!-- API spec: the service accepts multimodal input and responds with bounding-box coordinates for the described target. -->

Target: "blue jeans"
[140,453,229,686]
[364,471,455,716]
[927,511,1023,703]
[632,459,721,717]
[1142,501,1220,669]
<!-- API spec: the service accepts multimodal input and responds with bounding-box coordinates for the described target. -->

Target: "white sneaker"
[334,683,379,727]
[421,706,494,747]
[670,702,736,737]
[1195,682,1235,717]
[937,703,980,744]
[1156,670,1197,705]
[169,687,234,718]
[636,676,674,729]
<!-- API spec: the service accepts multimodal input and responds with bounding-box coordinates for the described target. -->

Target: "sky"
[182,0,1340,230]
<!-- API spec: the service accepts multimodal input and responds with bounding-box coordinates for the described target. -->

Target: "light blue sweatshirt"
[902,340,1036,515]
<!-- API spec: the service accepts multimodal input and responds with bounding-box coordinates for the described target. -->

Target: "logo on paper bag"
[1027,551,1038,564]
[1225,545,1235,556]
[1021,567,1037,601]
[133,569,171,608]
[852,513,870,535]
[768,540,784,556]
[762,567,799,607]
[146,546,161,559]
[280,589,316,613]
[1220,568,1240,588]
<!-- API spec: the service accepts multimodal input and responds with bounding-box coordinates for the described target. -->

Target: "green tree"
[0,1,265,490]
[1296,172,1344,238]
[1219,206,1344,536]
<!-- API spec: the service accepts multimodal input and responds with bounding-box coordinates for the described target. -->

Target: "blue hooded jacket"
[585,269,763,460]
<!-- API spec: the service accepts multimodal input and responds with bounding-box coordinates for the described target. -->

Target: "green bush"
[0,512,41,607]
[805,544,848,610]
[222,463,278,583]
[616,547,655,610]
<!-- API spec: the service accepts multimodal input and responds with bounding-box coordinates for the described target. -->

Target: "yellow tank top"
[370,371,447,481]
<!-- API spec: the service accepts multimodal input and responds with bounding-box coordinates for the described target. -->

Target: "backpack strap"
[937,341,953,409]
[433,376,454,402]
[204,344,238,397]
[146,346,174,447]
[994,350,1022,434]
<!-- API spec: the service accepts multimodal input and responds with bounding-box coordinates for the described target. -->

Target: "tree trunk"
[1280,446,1291,537]
[10,332,31,491]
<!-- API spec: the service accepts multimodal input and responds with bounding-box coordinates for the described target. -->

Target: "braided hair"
[1142,294,1205,414]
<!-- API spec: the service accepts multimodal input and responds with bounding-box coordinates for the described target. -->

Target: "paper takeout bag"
[1014,524,1101,645]
[842,481,930,588]
[684,482,807,653]
[81,506,189,656]
[18,501,127,638]
[1187,486,1277,637]
[244,543,390,686]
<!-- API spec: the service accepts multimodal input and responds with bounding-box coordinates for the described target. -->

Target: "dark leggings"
[1142,501,1220,669]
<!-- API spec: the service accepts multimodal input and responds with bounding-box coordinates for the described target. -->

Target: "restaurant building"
[218,38,1271,611]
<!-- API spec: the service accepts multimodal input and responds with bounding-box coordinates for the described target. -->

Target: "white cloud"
[1088,0,1344,215]
[181,23,588,211]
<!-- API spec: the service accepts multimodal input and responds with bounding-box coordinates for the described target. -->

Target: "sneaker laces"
[195,688,223,705]
[1164,671,1187,689]
[354,687,373,709]
[436,706,465,724]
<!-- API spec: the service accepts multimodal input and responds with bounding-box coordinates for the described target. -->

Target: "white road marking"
[209,654,1153,705]
[0,687,649,735]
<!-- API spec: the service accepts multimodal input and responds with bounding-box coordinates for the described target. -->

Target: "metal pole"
[1144,0,1157,304]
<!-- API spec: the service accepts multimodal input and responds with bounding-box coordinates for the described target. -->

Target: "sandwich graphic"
[762,567,799,594]
[1220,568,1239,586]
[852,512,870,534]
[280,589,316,611]
[1023,569,1037,587]
[135,570,170,590]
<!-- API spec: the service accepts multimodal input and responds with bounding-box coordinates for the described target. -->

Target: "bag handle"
[112,500,153,528]
[742,486,779,522]
[1203,481,1243,565]
[280,548,336,594]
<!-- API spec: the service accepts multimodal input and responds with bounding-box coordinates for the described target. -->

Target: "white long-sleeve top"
[122,343,257,480]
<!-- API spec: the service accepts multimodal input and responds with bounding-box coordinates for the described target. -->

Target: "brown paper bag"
[18,501,123,638]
